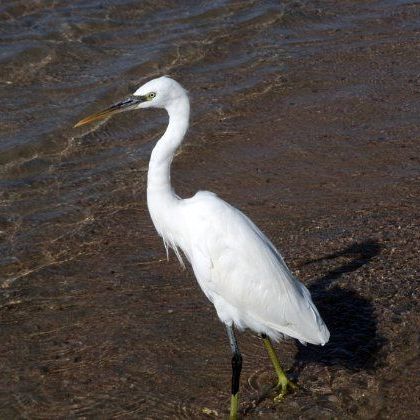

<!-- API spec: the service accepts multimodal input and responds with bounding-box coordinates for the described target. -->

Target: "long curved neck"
[147,95,190,196]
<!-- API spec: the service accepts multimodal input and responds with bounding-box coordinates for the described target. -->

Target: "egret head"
[74,76,187,128]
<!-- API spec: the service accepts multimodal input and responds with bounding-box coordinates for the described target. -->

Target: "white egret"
[75,76,330,419]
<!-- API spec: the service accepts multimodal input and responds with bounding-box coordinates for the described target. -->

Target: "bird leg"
[226,325,242,420]
[261,334,297,402]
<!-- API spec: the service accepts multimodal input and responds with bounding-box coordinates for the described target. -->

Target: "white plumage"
[75,75,330,417]
[152,189,329,345]
[141,76,329,346]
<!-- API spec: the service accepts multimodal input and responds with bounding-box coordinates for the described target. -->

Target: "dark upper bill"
[73,95,145,128]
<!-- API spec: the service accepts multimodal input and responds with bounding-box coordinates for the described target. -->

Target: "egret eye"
[148,92,156,100]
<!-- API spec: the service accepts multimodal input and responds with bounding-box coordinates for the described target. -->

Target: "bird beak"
[74,95,146,128]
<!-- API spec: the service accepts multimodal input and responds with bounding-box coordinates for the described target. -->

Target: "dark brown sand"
[0,1,419,418]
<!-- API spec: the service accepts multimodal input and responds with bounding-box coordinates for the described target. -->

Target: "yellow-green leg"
[230,392,239,420]
[262,334,297,402]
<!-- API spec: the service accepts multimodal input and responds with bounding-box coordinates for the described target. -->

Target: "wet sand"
[1,0,419,418]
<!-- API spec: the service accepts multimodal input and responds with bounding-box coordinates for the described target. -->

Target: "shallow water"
[0,0,302,286]
[1,0,419,418]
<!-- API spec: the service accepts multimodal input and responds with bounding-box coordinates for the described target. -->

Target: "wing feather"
[180,191,329,345]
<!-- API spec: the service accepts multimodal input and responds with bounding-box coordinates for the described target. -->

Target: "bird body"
[75,76,330,418]
[150,187,329,345]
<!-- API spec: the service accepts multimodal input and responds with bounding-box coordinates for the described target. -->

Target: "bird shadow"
[292,239,386,373]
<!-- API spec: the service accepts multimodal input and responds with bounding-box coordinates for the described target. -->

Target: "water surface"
[0,0,419,418]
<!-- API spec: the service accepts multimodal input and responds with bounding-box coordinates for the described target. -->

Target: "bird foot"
[273,377,298,403]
